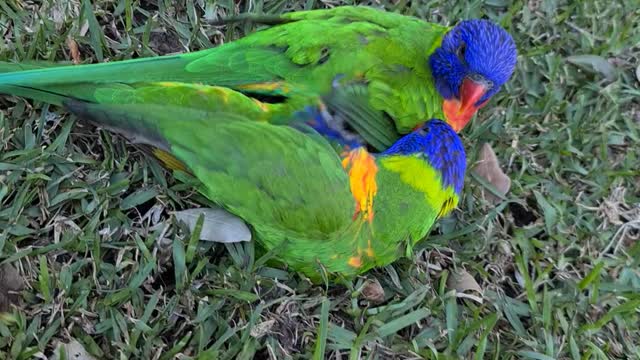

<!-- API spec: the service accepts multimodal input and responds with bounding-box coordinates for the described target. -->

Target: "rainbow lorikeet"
[0,6,517,151]
[50,82,466,280]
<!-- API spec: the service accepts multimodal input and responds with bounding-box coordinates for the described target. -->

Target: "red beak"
[443,78,489,132]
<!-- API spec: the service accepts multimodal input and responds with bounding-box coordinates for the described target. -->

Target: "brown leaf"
[361,278,385,304]
[67,37,82,64]
[0,263,24,313]
[474,143,511,204]
[447,269,483,304]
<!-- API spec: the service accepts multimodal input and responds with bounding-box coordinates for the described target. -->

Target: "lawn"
[0,0,639,359]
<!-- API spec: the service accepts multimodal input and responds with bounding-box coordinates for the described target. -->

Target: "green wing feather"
[64,100,355,239]
[90,82,286,120]
[324,82,400,150]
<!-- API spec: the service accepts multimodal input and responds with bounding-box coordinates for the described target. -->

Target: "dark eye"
[456,42,466,62]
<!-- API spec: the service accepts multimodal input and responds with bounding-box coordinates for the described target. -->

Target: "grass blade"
[313,297,330,360]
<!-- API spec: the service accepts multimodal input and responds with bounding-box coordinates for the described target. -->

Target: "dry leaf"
[173,207,251,243]
[67,37,81,64]
[361,278,385,303]
[250,319,276,338]
[447,269,483,304]
[474,143,511,204]
[0,263,24,313]
[51,339,97,360]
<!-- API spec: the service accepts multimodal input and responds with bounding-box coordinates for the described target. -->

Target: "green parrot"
[0,6,517,150]
[48,82,467,280]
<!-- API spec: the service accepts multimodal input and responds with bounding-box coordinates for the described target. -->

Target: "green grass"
[1,0,639,358]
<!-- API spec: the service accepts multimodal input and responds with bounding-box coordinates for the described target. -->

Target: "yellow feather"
[438,197,458,218]
[251,99,271,113]
[152,148,190,173]
[381,155,458,217]
[155,82,179,87]
[235,81,292,94]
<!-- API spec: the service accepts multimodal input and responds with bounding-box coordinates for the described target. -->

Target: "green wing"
[64,101,355,239]
[324,82,400,150]
[89,82,288,120]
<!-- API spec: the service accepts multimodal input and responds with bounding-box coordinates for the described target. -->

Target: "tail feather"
[0,54,195,104]
[0,55,188,86]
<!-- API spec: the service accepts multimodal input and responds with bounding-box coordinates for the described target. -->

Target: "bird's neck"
[378,154,459,215]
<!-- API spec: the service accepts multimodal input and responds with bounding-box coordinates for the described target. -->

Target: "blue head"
[383,119,466,194]
[429,19,517,132]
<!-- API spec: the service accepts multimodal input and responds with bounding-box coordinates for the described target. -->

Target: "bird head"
[429,19,517,132]
[383,120,466,195]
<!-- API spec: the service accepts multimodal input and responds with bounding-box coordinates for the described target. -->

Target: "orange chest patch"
[341,147,378,223]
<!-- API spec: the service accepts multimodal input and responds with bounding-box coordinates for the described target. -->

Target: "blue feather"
[292,106,363,149]
[429,19,517,104]
[382,119,466,194]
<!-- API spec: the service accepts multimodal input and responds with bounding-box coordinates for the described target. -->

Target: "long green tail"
[0,54,197,105]
[0,55,191,86]
[0,61,74,104]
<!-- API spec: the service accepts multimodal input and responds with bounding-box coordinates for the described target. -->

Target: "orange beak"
[443,78,489,132]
